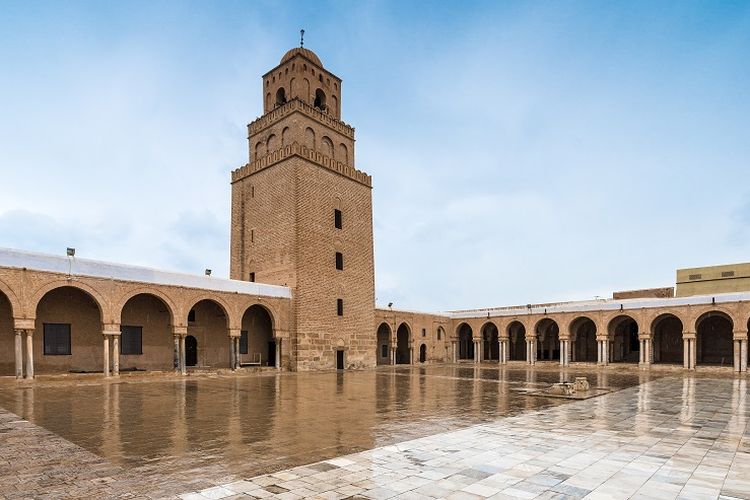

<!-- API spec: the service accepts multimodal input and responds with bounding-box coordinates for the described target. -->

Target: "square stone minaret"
[230,46,375,370]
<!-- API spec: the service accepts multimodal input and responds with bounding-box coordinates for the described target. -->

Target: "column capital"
[682,332,696,340]
[733,330,748,340]
[638,331,652,340]
[173,325,188,336]
[229,328,241,338]
[13,318,35,331]
[102,330,121,336]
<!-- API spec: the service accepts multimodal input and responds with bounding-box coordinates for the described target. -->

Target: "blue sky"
[1,1,749,311]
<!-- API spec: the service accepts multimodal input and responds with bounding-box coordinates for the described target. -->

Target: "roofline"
[0,247,292,299]
[262,53,342,81]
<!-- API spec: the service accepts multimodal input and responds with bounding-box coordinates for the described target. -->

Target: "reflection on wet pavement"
[0,365,662,496]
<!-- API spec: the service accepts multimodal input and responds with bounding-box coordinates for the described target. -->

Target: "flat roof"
[449,291,750,319]
[0,247,292,299]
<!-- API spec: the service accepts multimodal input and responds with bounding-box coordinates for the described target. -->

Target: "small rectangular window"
[44,323,71,355]
[437,329,442,340]
[721,271,735,278]
[240,330,249,354]
[251,185,255,198]
[688,274,702,280]
[188,309,196,323]
[120,325,143,355]
[334,209,342,229]
[250,229,255,243]
[336,298,344,316]
[422,328,426,337]
[249,272,255,282]
[335,252,343,270]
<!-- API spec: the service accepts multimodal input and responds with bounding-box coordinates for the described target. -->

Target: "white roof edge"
[375,307,452,319]
[448,291,750,320]
[0,247,292,299]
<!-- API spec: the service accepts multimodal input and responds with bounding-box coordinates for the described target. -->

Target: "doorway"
[419,344,426,363]
[336,350,344,370]
[268,341,276,367]
[185,335,198,366]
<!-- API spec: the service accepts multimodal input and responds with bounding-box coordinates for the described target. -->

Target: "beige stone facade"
[1,45,750,378]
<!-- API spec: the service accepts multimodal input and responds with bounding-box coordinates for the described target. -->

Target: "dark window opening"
[336,349,344,370]
[381,344,388,358]
[335,252,343,270]
[275,87,287,106]
[44,323,71,355]
[337,298,344,316]
[422,328,426,337]
[240,330,249,354]
[249,272,255,282]
[437,329,442,340]
[120,325,143,355]
[334,209,342,229]
[314,89,327,110]
[188,309,196,323]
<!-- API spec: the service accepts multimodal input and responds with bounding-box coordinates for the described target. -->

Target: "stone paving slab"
[181,377,750,499]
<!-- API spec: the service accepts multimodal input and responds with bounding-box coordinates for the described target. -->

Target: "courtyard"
[0,365,748,499]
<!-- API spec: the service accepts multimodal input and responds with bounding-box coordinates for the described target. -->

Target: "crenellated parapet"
[249,98,355,139]
[232,142,371,187]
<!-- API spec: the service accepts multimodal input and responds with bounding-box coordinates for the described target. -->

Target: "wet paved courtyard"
[0,365,747,499]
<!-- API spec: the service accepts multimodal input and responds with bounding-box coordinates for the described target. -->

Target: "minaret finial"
[300,29,305,48]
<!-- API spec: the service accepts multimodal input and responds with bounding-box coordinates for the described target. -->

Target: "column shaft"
[24,330,34,379]
[276,339,282,370]
[112,336,120,376]
[103,335,110,377]
[734,340,741,373]
[14,330,23,379]
[230,337,236,370]
[174,336,180,373]
[180,335,186,374]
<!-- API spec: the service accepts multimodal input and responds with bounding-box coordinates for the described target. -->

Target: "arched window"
[314,89,327,110]
[254,141,265,161]
[275,87,287,106]
[338,143,348,164]
[305,127,315,149]
[267,134,278,151]
[321,136,333,157]
[281,127,290,147]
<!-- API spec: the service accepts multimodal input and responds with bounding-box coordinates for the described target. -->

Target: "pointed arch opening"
[507,321,526,361]
[696,311,733,366]
[457,323,473,360]
[481,322,499,361]
[120,293,173,371]
[535,318,559,361]
[0,290,14,376]
[608,315,639,363]
[570,316,597,362]
[376,322,391,365]
[395,323,410,364]
[187,299,229,369]
[35,286,103,374]
[652,314,683,364]
[240,305,275,367]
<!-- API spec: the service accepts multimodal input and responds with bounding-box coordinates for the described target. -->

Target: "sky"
[1,1,749,312]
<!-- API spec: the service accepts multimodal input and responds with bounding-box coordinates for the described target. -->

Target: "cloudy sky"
[1,1,749,312]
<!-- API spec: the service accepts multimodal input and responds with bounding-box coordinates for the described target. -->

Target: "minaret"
[230,44,375,370]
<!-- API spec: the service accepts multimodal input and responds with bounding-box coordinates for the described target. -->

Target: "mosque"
[1,45,748,378]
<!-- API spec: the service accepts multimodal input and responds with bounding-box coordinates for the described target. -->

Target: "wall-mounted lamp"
[205,269,212,276]
[66,247,75,257]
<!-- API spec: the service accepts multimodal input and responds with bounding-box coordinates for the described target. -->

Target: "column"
[180,335,186,374]
[690,338,696,370]
[112,334,120,376]
[499,340,505,364]
[451,341,457,363]
[235,338,240,369]
[571,340,576,362]
[230,336,236,370]
[103,335,110,377]
[639,339,645,364]
[14,330,23,379]
[741,339,748,373]
[174,336,181,373]
[475,340,481,363]
[391,346,396,365]
[734,339,741,373]
[275,338,282,370]
[597,340,603,365]
[604,339,610,365]
[24,330,34,379]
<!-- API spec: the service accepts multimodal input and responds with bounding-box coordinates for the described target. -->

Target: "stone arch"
[695,310,734,366]
[332,95,338,115]
[535,318,559,361]
[281,127,290,147]
[30,280,109,322]
[396,322,411,364]
[0,286,17,376]
[115,287,176,327]
[240,304,276,367]
[186,295,232,328]
[607,314,639,363]
[254,141,265,161]
[0,278,20,318]
[481,321,499,361]
[275,87,287,106]
[35,285,104,373]
[321,136,334,158]
[419,343,427,363]
[376,322,391,365]
[314,88,326,110]
[305,127,315,149]
[651,313,684,364]
[303,78,310,102]
[457,322,473,360]
[507,320,526,361]
[570,316,597,362]
[436,325,445,341]
[265,92,271,109]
